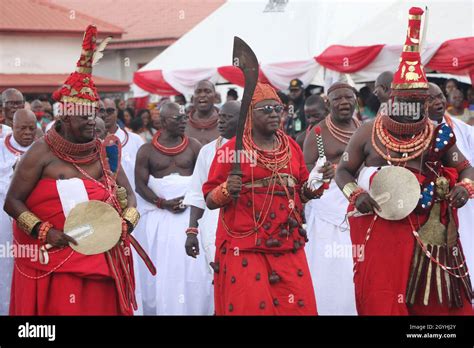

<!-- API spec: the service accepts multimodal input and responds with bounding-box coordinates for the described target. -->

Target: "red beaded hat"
[391,7,429,97]
[251,82,281,106]
[53,25,111,107]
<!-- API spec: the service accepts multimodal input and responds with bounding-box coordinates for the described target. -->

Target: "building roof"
[49,0,225,48]
[0,74,129,93]
[0,0,123,37]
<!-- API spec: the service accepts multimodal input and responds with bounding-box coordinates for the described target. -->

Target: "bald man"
[1,89,24,128]
[186,80,220,145]
[134,102,212,315]
[428,83,474,286]
[1,89,22,138]
[373,71,394,105]
[0,109,37,314]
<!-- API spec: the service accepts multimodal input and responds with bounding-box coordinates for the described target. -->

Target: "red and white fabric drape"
[133,37,474,96]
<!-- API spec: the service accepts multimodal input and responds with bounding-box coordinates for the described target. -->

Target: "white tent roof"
[141,0,473,71]
[134,0,473,95]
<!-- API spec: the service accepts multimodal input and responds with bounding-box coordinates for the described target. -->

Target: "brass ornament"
[17,211,41,235]
[64,200,122,255]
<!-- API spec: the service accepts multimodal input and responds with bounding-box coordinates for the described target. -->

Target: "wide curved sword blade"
[230,36,259,199]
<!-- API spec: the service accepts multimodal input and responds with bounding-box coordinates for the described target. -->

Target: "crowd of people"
[0,7,473,316]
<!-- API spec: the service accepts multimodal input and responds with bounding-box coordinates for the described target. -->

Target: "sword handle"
[230,166,243,200]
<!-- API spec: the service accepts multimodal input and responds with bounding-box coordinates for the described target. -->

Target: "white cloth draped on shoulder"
[305,180,357,315]
[134,174,213,315]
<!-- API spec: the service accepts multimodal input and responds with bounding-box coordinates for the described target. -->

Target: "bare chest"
[149,148,195,177]
[185,125,219,145]
[43,157,104,180]
[320,128,351,163]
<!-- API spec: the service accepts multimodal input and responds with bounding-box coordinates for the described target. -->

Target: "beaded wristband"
[186,227,199,235]
[38,222,53,243]
[349,188,366,206]
[209,182,232,206]
[455,178,474,199]
[155,197,164,209]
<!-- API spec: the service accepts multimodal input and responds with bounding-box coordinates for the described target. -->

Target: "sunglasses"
[99,108,116,115]
[254,105,284,114]
[4,101,25,107]
[171,114,188,121]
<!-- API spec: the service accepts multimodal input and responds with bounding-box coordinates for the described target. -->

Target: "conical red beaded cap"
[391,7,429,96]
[52,25,100,106]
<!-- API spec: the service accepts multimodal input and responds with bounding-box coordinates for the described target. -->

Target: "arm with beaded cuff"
[205,182,232,209]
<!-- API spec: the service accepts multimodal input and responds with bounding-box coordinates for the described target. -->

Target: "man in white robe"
[135,102,212,315]
[0,109,36,314]
[428,83,474,293]
[303,83,360,315]
[183,101,240,278]
[100,98,145,314]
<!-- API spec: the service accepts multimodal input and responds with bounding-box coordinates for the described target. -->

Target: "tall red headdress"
[391,7,429,97]
[53,25,111,107]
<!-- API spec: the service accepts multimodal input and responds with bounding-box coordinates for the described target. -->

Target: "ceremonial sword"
[230,37,259,200]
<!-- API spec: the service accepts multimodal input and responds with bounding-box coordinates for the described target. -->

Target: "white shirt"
[446,115,474,163]
[183,137,228,208]
[114,126,144,188]
[0,135,32,196]
[0,124,12,140]
[441,115,474,287]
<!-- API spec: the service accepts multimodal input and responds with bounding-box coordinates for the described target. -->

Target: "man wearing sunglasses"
[134,102,211,315]
[101,98,144,189]
[303,82,359,315]
[203,83,324,315]
[1,88,22,138]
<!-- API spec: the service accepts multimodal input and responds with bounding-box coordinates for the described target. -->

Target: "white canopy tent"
[133,0,474,96]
